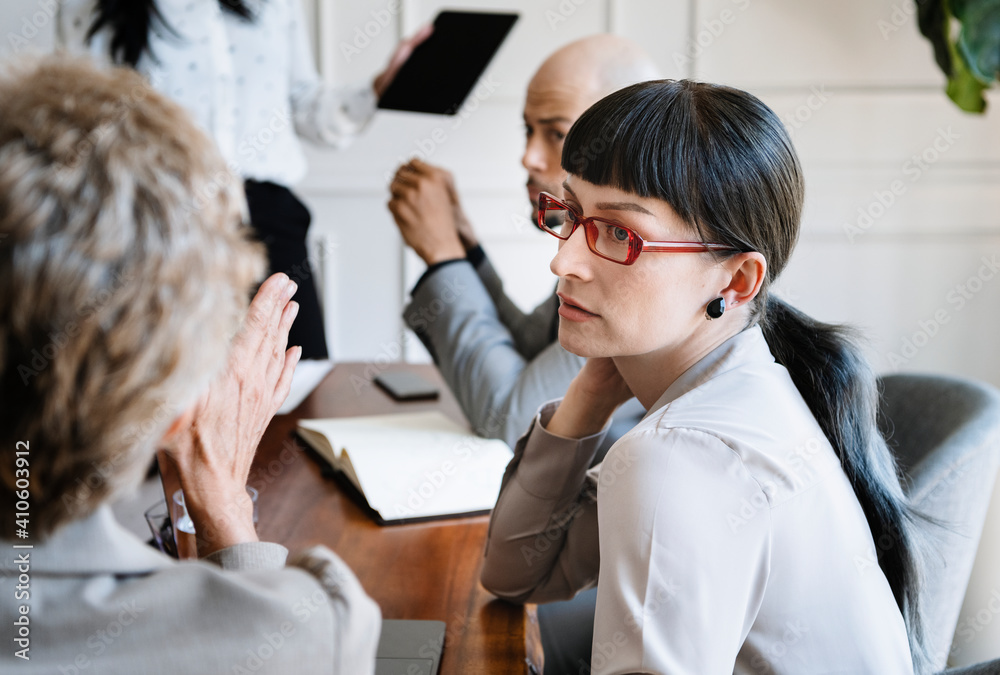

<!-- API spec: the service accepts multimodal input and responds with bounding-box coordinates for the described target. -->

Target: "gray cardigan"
[0,506,380,674]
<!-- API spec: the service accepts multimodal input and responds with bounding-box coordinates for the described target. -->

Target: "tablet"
[377,10,519,115]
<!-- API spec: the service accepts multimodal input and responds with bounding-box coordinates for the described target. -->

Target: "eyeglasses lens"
[540,201,633,263]
[540,204,573,236]
[590,222,632,262]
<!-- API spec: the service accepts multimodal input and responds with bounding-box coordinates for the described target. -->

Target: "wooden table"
[249,362,542,675]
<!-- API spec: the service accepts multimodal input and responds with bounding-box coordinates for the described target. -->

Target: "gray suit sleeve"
[481,401,605,604]
[404,262,585,447]
[474,255,559,360]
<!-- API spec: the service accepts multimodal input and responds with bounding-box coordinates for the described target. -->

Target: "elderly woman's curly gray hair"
[0,55,265,538]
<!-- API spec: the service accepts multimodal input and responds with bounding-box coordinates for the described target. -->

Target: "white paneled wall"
[298,0,1000,387]
[2,0,999,665]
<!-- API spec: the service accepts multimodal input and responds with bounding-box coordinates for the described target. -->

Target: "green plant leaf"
[942,0,991,112]
[912,0,995,111]
[953,0,1000,82]
[946,60,989,111]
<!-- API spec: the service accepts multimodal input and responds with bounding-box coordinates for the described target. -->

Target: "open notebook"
[297,411,513,524]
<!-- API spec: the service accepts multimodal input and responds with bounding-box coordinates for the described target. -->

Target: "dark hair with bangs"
[563,79,801,285]
[563,79,930,673]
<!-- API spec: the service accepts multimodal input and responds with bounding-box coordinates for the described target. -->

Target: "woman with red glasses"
[481,80,928,674]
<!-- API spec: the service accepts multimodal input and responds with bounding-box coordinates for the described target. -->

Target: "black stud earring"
[706,297,726,320]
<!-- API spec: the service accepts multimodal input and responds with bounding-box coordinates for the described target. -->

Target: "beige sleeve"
[481,401,608,604]
[206,542,381,674]
[204,541,289,570]
[286,546,382,674]
[286,0,376,147]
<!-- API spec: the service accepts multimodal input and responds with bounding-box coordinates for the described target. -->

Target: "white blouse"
[56,0,376,186]
[482,326,915,674]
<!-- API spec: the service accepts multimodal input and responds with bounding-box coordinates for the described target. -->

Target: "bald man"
[389,35,658,449]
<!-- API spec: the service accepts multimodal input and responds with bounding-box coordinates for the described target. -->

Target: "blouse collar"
[643,325,776,419]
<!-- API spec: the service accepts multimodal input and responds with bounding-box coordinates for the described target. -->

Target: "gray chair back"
[877,374,1000,672]
[941,659,1000,674]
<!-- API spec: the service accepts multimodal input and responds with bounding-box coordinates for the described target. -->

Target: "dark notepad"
[377,10,518,115]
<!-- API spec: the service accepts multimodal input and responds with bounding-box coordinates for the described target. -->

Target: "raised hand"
[388,158,468,264]
[161,273,302,556]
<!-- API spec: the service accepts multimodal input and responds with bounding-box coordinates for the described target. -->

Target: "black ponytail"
[760,296,929,670]
[563,80,930,673]
[87,0,258,68]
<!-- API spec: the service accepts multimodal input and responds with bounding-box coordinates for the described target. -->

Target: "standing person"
[388,34,658,449]
[57,0,428,359]
[0,55,378,674]
[481,80,929,674]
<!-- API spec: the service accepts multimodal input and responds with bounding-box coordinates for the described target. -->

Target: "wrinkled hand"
[546,358,633,439]
[373,24,434,98]
[388,158,469,264]
[163,273,302,556]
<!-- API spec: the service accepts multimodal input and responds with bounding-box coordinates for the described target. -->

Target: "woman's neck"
[613,320,748,410]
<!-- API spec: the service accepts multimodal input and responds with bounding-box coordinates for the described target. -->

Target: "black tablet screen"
[377,11,518,115]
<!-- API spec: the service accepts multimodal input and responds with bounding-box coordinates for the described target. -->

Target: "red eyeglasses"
[537,192,739,265]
